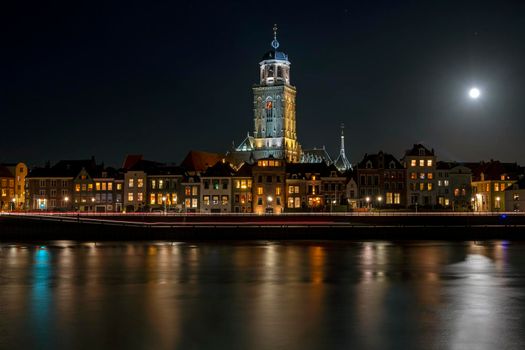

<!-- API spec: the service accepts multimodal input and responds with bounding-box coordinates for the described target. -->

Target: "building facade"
[357,152,406,209]
[252,157,286,214]
[403,144,436,208]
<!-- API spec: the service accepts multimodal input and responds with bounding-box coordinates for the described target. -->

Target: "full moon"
[469,87,481,99]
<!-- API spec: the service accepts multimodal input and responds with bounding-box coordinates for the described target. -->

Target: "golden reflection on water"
[0,240,522,350]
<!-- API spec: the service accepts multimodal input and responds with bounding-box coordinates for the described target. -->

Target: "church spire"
[334,123,352,171]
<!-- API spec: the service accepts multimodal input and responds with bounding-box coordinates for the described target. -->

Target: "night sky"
[3,0,525,167]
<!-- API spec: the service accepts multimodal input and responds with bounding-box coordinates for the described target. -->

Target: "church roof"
[357,152,403,169]
[301,147,332,164]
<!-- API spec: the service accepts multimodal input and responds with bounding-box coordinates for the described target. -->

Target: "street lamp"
[91,197,95,214]
[495,196,501,212]
[162,196,167,214]
[267,195,273,214]
[377,196,382,214]
[11,198,16,211]
[365,196,370,210]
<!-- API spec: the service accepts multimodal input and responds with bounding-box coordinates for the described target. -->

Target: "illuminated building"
[402,144,436,208]
[436,162,472,210]
[468,160,520,212]
[505,177,525,212]
[285,163,346,212]
[233,25,301,163]
[252,157,286,214]
[200,160,237,213]
[357,151,406,208]
[0,163,27,210]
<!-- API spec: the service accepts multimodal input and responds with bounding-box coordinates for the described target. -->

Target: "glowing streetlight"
[162,196,167,214]
[365,196,370,210]
[469,87,481,99]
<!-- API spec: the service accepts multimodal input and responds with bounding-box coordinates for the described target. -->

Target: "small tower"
[334,123,352,171]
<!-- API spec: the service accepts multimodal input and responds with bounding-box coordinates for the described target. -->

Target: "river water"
[1,240,524,350]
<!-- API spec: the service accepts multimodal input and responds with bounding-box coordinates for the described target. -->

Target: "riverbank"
[1,214,524,240]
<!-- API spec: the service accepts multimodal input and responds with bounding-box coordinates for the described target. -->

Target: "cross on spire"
[271,24,279,49]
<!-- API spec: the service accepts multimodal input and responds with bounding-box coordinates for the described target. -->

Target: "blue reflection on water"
[31,247,52,344]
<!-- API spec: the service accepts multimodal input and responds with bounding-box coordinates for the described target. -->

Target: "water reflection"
[0,241,524,350]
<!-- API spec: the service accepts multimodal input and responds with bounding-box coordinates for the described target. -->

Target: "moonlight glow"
[469,87,481,99]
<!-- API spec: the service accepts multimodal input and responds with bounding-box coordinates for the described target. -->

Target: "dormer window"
[419,149,425,156]
[366,161,373,169]
[389,161,395,169]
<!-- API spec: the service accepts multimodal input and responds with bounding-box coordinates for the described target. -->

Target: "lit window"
[185,186,191,196]
[212,196,219,205]
[185,198,191,208]
[289,185,294,194]
[81,184,87,191]
[444,198,450,206]
[152,180,156,189]
[501,183,506,191]
[410,172,417,180]
[159,180,163,189]
[288,198,294,208]
[192,198,198,208]
[129,179,134,188]
[108,183,113,191]
[386,192,393,204]
[513,193,519,201]
[101,182,106,191]
[419,173,425,180]
[295,197,301,208]
[427,160,433,167]
[419,183,425,191]
[137,193,143,201]
[235,180,240,189]
[444,180,449,186]
[221,195,228,205]
[128,193,134,202]
[411,160,416,167]
[427,183,433,191]
[427,173,433,180]
[157,194,163,205]
[454,188,459,197]
[247,180,252,188]
[96,182,101,191]
[419,160,425,167]
[394,193,400,204]
[150,194,156,205]
[192,186,198,196]
[117,183,122,190]
[295,186,299,193]
[137,179,143,188]
[75,184,80,192]
[494,183,499,192]
[276,187,281,195]
[203,195,210,206]
[257,187,263,195]
[438,180,442,186]
[88,184,93,191]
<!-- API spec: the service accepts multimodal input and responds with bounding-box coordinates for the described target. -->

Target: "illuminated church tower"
[234,25,301,163]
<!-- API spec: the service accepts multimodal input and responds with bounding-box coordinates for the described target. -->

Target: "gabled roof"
[357,151,403,170]
[0,165,13,178]
[201,161,237,177]
[27,159,99,178]
[181,150,224,173]
[404,144,435,157]
[467,160,522,181]
[286,162,340,178]
[122,155,144,170]
[235,134,254,152]
[506,177,525,190]
[235,163,253,177]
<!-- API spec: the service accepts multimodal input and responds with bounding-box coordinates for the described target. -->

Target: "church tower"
[252,25,301,162]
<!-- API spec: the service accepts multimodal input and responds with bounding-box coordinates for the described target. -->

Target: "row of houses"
[2,144,525,213]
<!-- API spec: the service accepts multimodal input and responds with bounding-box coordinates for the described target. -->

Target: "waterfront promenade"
[1,212,524,240]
